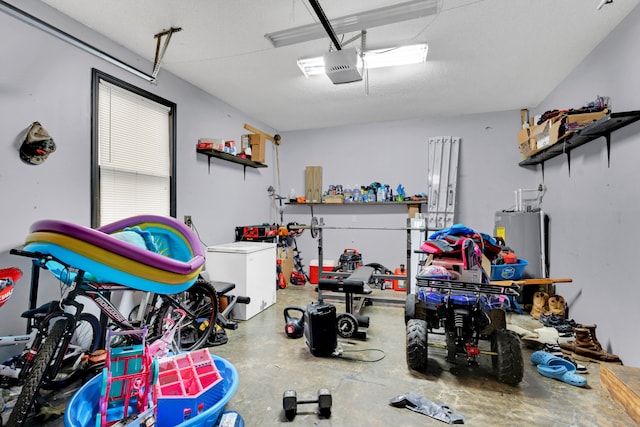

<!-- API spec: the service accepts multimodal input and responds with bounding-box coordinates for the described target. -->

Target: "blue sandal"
[531,351,587,388]
[531,350,560,366]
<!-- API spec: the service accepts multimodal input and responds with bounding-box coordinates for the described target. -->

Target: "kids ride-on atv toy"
[405,267,524,385]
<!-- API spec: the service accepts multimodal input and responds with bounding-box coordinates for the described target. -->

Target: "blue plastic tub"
[64,355,238,427]
[490,259,528,281]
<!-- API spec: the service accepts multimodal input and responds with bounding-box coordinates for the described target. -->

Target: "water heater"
[494,210,548,279]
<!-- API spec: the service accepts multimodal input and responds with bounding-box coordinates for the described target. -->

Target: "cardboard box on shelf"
[325,194,344,204]
[197,141,213,150]
[548,119,566,146]
[517,127,536,157]
[529,114,566,150]
[246,134,266,163]
[305,166,323,203]
[197,138,224,151]
[517,127,530,145]
[519,138,537,157]
[565,109,609,129]
[520,108,610,157]
[532,120,552,150]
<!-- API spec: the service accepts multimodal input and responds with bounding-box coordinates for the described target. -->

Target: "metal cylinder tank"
[494,211,549,303]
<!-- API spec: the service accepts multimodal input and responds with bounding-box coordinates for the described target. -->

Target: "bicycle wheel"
[152,278,218,352]
[7,319,70,427]
[42,313,101,390]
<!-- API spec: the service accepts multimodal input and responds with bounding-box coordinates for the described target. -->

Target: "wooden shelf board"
[196,148,267,168]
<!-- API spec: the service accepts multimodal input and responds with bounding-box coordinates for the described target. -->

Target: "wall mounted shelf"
[197,148,266,179]
[519,110,640,175]
[286,200,426,217]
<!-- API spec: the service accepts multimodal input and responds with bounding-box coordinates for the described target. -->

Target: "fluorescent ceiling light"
[297,44,428,77]
[265,0,439,48]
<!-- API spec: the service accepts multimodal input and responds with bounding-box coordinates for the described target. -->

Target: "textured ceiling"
[28,0,640,131]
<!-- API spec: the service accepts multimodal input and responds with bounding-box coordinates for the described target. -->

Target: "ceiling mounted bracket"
[152,27,182,79]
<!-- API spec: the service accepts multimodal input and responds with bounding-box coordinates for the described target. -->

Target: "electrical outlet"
[184,215,192,228]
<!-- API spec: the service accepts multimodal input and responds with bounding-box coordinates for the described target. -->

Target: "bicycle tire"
[152,279,218,352]
[6,318,69,427]
[41,312,101,390]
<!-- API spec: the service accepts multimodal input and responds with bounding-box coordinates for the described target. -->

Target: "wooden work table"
[490,277,572,287]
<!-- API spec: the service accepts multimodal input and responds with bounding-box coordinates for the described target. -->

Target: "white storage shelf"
[205,242,276,321]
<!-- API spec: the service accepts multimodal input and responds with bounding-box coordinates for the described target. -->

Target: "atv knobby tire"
[406,319,428,371]
[404,293,416,324]
[491,329,524,385]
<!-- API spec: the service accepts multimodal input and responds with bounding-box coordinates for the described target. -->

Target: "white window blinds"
[98,79,171,225]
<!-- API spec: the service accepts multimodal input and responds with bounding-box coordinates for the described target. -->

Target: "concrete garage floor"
[34,284,633,427]
[210,285,632,427]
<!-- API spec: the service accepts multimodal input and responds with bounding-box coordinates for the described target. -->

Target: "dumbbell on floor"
[282,388,332,421]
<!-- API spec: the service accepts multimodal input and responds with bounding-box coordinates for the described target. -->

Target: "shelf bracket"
[207,156,212,174]
[605,132,612,167]
[541,162,545,181]
[566,150,571,177]
[243,165,247,180]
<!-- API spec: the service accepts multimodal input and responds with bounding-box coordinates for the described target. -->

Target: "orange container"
[393,265,407,291]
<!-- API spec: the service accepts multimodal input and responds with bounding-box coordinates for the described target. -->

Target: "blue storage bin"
[490,259,528,281]
[64,355,238,427]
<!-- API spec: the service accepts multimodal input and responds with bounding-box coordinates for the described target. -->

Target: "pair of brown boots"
[530,291,565,320]
[559,324,622,363]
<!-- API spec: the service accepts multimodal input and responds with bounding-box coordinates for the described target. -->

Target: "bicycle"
[126,275,220,353]
[6,248,217,427]
[0,302,101,388]
[0,268,101,425]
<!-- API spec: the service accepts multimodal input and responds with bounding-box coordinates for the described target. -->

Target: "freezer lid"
[206,241,276,254]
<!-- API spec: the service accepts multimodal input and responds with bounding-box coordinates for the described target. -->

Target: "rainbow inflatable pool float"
[22,215,204,294]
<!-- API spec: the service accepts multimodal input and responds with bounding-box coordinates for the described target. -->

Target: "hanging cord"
[361,30,369,96]
[274,134,282,198]
[332,345,386,362]
[190,220,209,248]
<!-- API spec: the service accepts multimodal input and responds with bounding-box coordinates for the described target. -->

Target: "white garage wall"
[527,5,640,367]
[0,1,277,340]
[278,111,535,277]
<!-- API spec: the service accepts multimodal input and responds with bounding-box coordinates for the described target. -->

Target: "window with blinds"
[91,69,176,227]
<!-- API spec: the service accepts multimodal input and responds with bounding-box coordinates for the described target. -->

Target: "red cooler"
[309,259,336,284]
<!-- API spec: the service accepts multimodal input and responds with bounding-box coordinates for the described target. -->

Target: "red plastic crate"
[155,349,224,426]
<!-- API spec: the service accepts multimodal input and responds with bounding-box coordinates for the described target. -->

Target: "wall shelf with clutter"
[294,172,426,217]
[286,200,426,218]
[518,110,640,175]
[196,148,267,178]
[196,132,267,180]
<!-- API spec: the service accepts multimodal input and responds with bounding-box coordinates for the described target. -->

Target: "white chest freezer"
[205,241,276,320]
